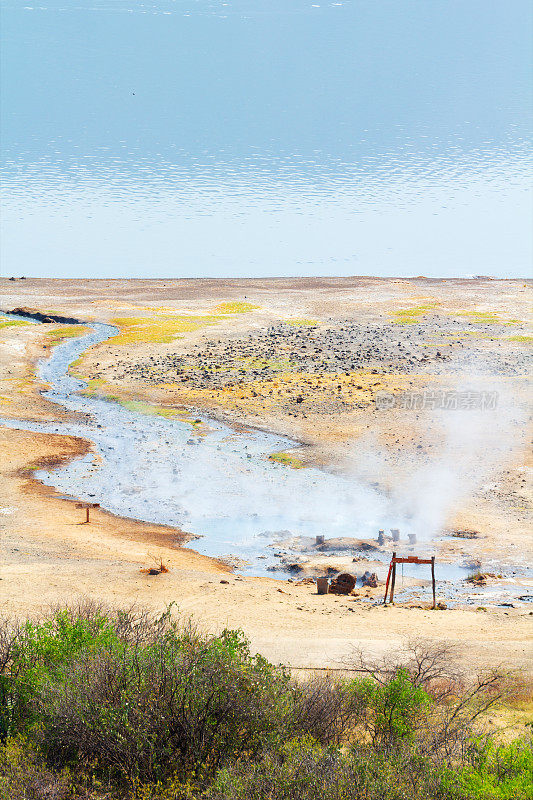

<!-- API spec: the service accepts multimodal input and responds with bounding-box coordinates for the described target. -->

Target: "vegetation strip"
[0,605,531,800]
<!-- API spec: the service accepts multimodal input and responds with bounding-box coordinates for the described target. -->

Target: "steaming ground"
[0,277,532,674]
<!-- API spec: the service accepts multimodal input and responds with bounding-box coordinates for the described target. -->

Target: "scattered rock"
[361,571,378,588]
[8,306,82,324]
[329,573,356,595]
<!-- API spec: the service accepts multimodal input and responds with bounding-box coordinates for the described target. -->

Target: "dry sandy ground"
[0,277,531,675]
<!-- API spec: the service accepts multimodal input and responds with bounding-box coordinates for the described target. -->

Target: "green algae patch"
[214,301,260,314]
[109,314,225,345]
[507,335,533,343]
[284,318,318,327]
[268,451,305,469]
[119,399,186,419]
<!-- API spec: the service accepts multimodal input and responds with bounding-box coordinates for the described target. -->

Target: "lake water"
[1,0,531,278]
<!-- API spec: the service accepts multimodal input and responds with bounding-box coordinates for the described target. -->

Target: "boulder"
[329,573,356,595]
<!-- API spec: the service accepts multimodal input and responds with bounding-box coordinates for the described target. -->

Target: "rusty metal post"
[431,556,436,608]
[390,560,397,603]
[85,506,90,524]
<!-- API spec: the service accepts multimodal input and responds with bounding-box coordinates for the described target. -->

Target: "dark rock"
[329,572,356,594]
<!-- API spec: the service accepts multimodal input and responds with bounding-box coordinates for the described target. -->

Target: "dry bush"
[290,673,366,745]
[0,736,104,800]
[346,637,514,762]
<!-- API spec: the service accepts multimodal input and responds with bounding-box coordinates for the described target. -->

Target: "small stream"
[1,321,400,576]
[1,320,531,604]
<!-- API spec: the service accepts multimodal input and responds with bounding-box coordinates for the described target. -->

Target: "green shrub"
[355,668,432,749]
[36,626,292,786]
[441,738,533,800]
[0,606,125,738]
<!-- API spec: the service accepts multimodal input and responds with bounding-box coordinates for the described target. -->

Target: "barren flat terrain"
[0,277,531,675]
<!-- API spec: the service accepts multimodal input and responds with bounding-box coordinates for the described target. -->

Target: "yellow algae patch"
[103,398,205,429]
[68,357,87,379]
[82,378,106,393]
[213,301,260,314]
[284,318,319,327]
[268,451,305,469]
[45,325,89,344]
[440,330,492,337]
[454,310,501,324]
[0,318,31,329]
[391,302,440,324]
[109,314,224,345]
[507,335,533,343]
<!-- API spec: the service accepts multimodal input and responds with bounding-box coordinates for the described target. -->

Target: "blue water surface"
[1,0,531,277]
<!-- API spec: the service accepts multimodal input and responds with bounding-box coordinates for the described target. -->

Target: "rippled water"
[1,0,531,277]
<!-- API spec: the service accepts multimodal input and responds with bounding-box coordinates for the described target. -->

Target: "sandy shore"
[0,277,531,674]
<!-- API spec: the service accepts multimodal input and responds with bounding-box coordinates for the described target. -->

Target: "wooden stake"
[383,557,394,604]
[431,555,436,609]
[76,502,99,524]
[390,560,397,604]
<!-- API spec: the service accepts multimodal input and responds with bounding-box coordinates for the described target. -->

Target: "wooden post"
[76,502,99,524]
[431,555,436,609]
[390,553,396,603]
[383,558,394,604]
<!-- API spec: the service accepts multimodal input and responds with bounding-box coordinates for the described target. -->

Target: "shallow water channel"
[1,322,398,576]
[1,322,531,604]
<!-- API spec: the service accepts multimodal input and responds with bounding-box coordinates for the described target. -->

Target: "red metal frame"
[384,552,436,608]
